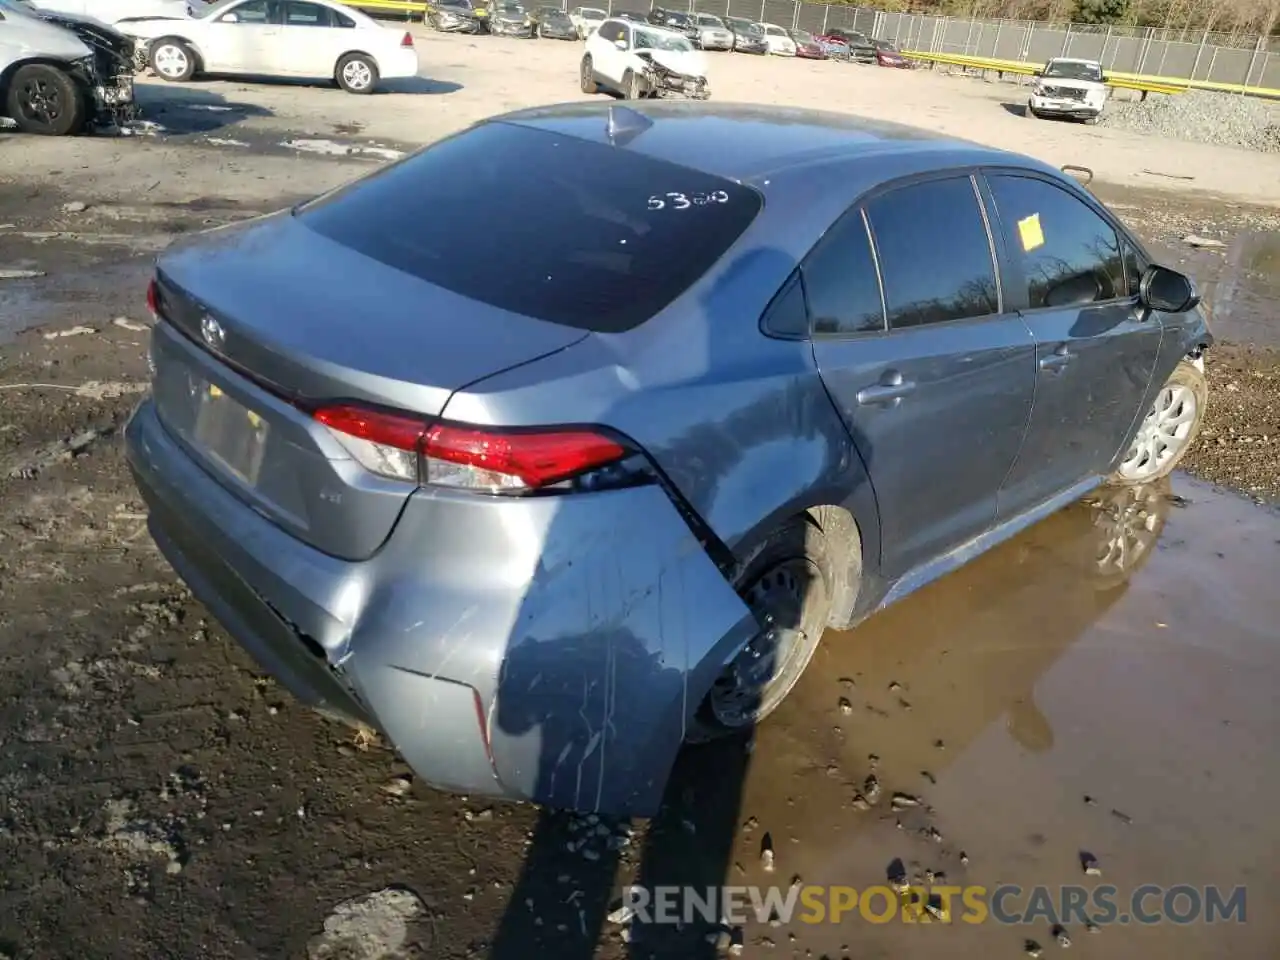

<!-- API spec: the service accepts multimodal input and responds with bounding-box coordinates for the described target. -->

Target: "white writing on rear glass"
[647,190,730,211]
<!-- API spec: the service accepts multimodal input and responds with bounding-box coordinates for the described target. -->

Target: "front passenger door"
[982,171,1163,517]
[808,174,1038,579]
[200,0,281,74]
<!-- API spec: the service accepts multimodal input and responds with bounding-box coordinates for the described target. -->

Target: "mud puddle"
[0,259,152,342]
[1147,231,1280,349]
[632,476,1279,960]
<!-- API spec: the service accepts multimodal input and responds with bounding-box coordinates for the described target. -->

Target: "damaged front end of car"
[637,52,710,99]
[35,11,140,129]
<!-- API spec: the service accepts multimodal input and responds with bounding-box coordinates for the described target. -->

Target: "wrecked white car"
[582,16,709,100]
[0,0,137,134]
[1027,56,1108,122]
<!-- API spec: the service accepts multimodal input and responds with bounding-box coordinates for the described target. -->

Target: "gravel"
[1098,90,1280,153]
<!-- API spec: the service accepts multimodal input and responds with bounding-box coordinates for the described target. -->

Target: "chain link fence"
[570,0,1279,90]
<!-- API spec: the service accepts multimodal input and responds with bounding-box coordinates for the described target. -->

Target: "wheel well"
[804,504,863,630]
[337,50,379,73]
[0,58,79,106]
[150,35,204,69]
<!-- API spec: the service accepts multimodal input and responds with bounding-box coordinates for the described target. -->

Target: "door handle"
[856,372,916,406]
[1038,346,1072,372]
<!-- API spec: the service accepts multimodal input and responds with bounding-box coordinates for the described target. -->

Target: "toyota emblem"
[200,314,226,351]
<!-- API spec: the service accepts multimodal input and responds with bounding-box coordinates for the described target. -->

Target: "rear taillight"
[146,278,159,317]
[312,404,634,493]
[401,31,414,47]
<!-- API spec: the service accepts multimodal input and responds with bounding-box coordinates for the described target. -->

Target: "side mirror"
[614,38,627,50]
[1139,264,1200,313]
[221,11,238,20]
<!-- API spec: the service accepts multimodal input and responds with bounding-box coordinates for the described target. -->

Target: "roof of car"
[492,101,1027,182]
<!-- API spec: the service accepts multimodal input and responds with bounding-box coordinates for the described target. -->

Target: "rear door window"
[985,174,1126,309]
[802,209,885,336]
[297,121,763,333]
[864,176,1000,329]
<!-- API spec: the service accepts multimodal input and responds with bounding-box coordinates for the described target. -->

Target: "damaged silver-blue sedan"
[125,101,1212,816]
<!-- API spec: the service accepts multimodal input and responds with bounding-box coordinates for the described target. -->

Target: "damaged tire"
[4,64,86,136]
[622,69,646,100]
[150,38,197,82]
[687,517,839,743]
[579,55,598,95]
[336,53,379,94]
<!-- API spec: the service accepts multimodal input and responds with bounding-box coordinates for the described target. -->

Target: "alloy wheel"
[1117,383,1199,482]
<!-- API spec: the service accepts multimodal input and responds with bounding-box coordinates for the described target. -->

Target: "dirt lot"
[1,30,1279,960]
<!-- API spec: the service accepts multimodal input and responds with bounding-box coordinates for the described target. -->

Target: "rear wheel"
[1109,359,1208,485]
[688,518,838,743]
[150,38,197,82]
[579,55,598,94]
[336,53,379,94]
[4,64,86,136]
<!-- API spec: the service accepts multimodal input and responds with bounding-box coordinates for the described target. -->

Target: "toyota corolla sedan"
[126,102,1211,817]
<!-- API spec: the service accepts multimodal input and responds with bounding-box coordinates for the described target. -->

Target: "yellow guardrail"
[337,0,429,13]
[901,50,1280,99]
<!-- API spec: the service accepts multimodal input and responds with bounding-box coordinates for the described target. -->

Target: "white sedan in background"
[760,22,795,56]
[124,0,419,93]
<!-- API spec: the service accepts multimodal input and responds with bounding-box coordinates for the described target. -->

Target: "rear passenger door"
[980,170,1163,516]
[808,174,1038,579]
[276,0,350,77]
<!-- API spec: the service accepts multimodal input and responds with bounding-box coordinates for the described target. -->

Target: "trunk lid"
[149,211,587,560]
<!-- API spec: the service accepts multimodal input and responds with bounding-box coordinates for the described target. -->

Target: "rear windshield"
[297,121,762,333]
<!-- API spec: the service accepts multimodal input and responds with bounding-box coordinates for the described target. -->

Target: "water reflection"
[1165,230,1280,349]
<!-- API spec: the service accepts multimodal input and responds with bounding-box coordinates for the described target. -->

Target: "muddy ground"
[2,43,1280,960]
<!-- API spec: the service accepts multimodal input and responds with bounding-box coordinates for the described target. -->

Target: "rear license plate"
[193,383,269,486]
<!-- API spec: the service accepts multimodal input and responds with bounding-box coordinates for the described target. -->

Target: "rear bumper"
[379,48,421,79]
[125,397,755,816]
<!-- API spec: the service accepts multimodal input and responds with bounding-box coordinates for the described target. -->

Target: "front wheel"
[150,38,197,82]
[622,68,645,99]
[1025,101,1039,119]
[1109,359,1208,485]
[687,518,839,743]
[4,64,86,136]
[336,53,379,94]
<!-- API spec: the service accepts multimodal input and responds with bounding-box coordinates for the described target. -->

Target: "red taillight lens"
[424,423,626,489]
[146,278,159,317]
[401,31,414,47]
[312,404,629,492]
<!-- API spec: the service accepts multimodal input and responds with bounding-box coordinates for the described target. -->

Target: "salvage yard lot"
[2,24,1280,960]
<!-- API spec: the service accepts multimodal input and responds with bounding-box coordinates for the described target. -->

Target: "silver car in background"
[692,11,732,50]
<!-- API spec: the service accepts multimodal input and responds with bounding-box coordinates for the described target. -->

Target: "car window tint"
[986,174,1125,310]
[298,121,763,333]
[227,0,270,21]
[761,272,809,338]
[1123,240,1149,297]
[283,1,329,25]
[804,209,885,336]
[864,177,999,329]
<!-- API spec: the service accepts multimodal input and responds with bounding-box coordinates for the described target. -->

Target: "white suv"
[581,16,709,100]
[1026,57,1108,122]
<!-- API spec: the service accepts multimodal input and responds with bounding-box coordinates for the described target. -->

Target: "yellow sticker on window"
[1017,213,1045,252]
